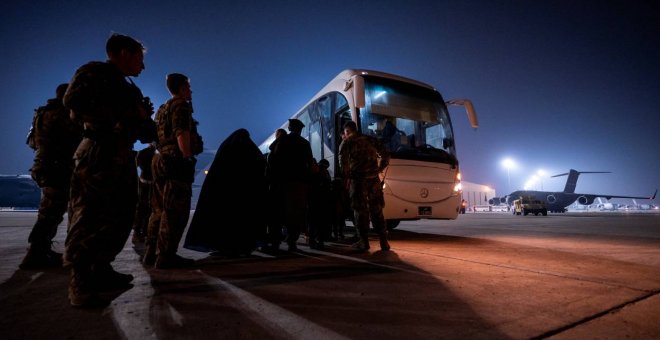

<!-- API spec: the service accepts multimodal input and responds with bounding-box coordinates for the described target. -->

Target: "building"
[461,181,496,208]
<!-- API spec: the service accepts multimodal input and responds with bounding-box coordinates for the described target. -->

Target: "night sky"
[1,0,658,199]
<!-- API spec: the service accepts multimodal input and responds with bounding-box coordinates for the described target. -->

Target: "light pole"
[537,169,546,190]
[501,158,515,193]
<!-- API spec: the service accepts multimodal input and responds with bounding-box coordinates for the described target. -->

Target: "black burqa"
[184,128,267,256]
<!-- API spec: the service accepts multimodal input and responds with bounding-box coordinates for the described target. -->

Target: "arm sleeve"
[170,100,193,137]
[375,138,390,171]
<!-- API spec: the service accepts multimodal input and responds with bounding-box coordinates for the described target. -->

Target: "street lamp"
[501,158,515,193]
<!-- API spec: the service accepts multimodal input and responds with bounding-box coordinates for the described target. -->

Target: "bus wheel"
[386,220,400,230]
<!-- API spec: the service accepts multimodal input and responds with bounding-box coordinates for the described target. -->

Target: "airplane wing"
[586,189,657,201]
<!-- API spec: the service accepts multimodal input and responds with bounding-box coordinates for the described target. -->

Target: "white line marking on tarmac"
[167,302,184,326]
[29,272,43,283]
[300,245,438,277]
[110,251,157,340]
[199,271,350,340]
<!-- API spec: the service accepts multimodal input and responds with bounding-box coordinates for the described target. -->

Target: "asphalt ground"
[1,211,659,339]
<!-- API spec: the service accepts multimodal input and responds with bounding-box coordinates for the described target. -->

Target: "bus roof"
[295,69,438,118]
[332,69,436,91]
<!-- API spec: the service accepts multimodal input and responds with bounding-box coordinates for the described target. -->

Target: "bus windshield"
[360,76,457,165]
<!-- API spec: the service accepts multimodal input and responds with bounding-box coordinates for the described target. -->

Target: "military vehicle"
[512,196,548,216]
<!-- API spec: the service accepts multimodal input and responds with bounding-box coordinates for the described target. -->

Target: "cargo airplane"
[488,169,657,213]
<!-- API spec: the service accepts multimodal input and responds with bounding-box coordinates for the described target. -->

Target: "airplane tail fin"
[651,189,658,200]
[551,169,611,193]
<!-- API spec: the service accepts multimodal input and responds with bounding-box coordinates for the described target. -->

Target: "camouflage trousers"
[348,177,386,237]
[146,154,191,257]
[28,182,71,247]
[132,178,152,236]
[64,139,137,268]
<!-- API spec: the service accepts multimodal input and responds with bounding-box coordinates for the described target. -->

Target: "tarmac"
[1,211,659,339]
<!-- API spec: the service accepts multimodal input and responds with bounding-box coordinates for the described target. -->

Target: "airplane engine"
[547,194,556,203]
[488,197,507,205]
[577,196,592,205]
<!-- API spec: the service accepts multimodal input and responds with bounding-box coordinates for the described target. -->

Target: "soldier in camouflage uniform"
[144,73,203,269]
[63,34,156,307]
[143,151,164,265]
[20,83,82,269]
[132,144,156,243]
[338,120,391,252]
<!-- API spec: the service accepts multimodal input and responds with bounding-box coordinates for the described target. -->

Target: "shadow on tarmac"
[0,220,507,339]
[0,266,131,340]
[136,232,508,339]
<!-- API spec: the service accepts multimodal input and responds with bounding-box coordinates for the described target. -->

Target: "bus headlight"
[453,172,462,192]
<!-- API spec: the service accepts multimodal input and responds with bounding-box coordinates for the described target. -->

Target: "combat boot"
[351,227,370,252]
[19,243,63,269]
[69,267,108,308]
[143,244,157,266]
[379,233,391,251]
[92,263,134,291]
[154,254,195,269]
[351,238,370,252]
[309,240,325,250]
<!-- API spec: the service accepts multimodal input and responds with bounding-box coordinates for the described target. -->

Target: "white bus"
[259,69,478,228]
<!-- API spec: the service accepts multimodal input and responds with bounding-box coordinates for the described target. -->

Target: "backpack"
[155,101,173,149]
[26,106,46,150]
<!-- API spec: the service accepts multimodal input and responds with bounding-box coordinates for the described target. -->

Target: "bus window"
[335,93,348,113]
[297,106,313,138]
[309,119,322,163]
[317,95,333,157]
[361,76,457,165]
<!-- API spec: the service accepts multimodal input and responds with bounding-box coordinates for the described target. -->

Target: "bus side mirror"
[352,75,365,108]
[446,99,479,129]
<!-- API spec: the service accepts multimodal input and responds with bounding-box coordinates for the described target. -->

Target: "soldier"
[63,33,156,307]
[338,120,390,252]
[144,73,203,269]
[267,118,313,251]
[264,128,287,250]
[143,151,163,265]
[132,144,156,243]
[308,158,332,249]
[20,83,82,269]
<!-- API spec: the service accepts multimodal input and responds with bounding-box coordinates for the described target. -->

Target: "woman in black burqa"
[184,128,267,256]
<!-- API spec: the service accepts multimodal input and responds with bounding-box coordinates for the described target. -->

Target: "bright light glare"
[374,91,387,99]
[524,176,539,190]
[501,158,515,169]
[537,169,546,177]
